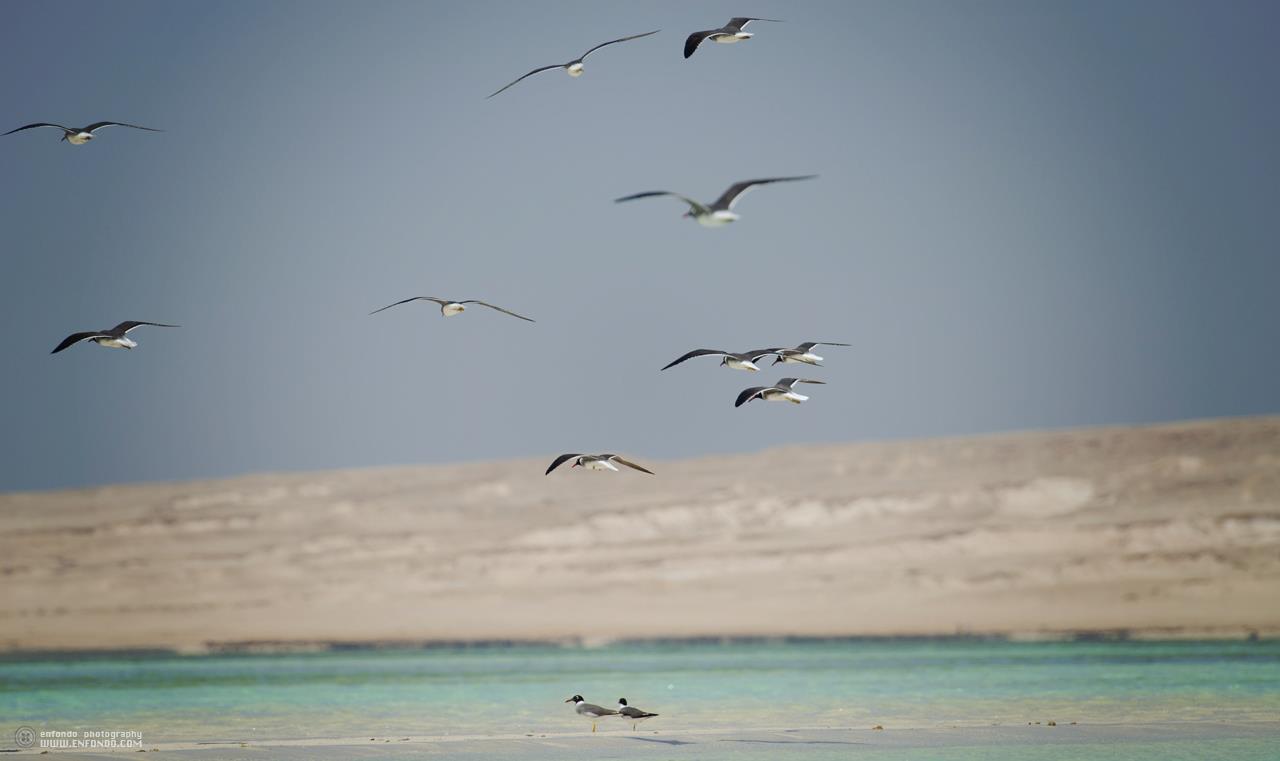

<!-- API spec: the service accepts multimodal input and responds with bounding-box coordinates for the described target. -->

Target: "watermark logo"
[11,728,142,750]
[14,726,36,748]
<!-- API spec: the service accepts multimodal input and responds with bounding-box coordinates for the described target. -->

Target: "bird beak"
[571,462,579,468]
[564,697,574,703]
[682,211,691,218]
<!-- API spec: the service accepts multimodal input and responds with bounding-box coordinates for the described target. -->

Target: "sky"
[1,0,1277,492]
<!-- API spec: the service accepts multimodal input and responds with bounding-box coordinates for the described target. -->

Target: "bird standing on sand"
[771,341,851,366]
[369,296,534,322]
[661,347,784,372]
[616,698,659,730]
[51,321,179,354]
[565,695,619,732]
[735,377,826,407]
[488,30,660,98]
[4,121,161,145]
[614,176,816,227]
[546,454,655,475]
[684,17,782,59]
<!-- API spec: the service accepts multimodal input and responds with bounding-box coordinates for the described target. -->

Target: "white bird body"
[95,336,137,350]
[724,357,760,371]
[694,210,739,227]
[715,32,752,43]
[441,302,466,316]
[566,62,584,76]
[779,351,823,365]
[66,131,95,144]
[584,459,620,472]
[760,388,808,403]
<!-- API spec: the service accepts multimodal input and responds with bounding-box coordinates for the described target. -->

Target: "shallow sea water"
[2,639,1277,758]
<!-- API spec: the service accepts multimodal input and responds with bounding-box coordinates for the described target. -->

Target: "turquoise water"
[2,639,1277,753]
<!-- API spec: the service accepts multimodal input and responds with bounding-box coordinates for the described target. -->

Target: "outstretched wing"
[726,17,783,31]
[4,122,71,135]
[795,341,850,351]
[369,297,447,315]
[487,64,563,98]
[581,29,660,59]
[683,29,720,59]
[461,300,535,322]
[84,122,162,133]
[614,190,710,216]
[603,455,655,475]
[545,453,583,475]
[660,348,730,371]
[778,377,826,389]
[51,331,106,354]
[735,387,768,407]
[712,175,817,211]
[112,321,180,334]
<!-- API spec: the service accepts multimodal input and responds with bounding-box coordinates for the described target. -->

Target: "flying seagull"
[614,175,816,227]
[51,321,179,354]
[565,695,619,733]
[616,698,659,731]
[369,297,534,322]
[546,454,655,475]
[684,17,782,59]
[488,30,660,98]
[661,347,785,372]
[735,377,825,407]
[4,121,161,145]
[771,341,851,366]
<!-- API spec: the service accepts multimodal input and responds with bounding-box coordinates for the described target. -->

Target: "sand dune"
[1,417,1277,652]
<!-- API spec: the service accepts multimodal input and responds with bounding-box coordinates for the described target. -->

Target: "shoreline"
[1,627,1277,659]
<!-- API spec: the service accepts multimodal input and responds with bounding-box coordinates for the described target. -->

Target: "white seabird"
[770,341,851,366]
[614,175,817,227]
[488,30,660,98]
[616,698,659,730]
[369,296,534,322]
[661,347,785,372]
[565,695,619,732]
[735,377,826,407]
[684,17,782,59]
[51,321,179,354]
[4,121,161,145]
[545,454,655,476]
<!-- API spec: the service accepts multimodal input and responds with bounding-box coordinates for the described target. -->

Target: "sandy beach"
[1,416,1278,653]
[11,723,1280,760]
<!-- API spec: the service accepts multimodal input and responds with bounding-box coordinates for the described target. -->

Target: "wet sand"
[1,416,1278,652]
[15,723,1280,760]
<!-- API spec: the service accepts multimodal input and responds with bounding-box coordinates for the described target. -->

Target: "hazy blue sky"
[2,0,1277,491]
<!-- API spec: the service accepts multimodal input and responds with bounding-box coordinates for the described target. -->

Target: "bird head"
[565,695,584,704]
